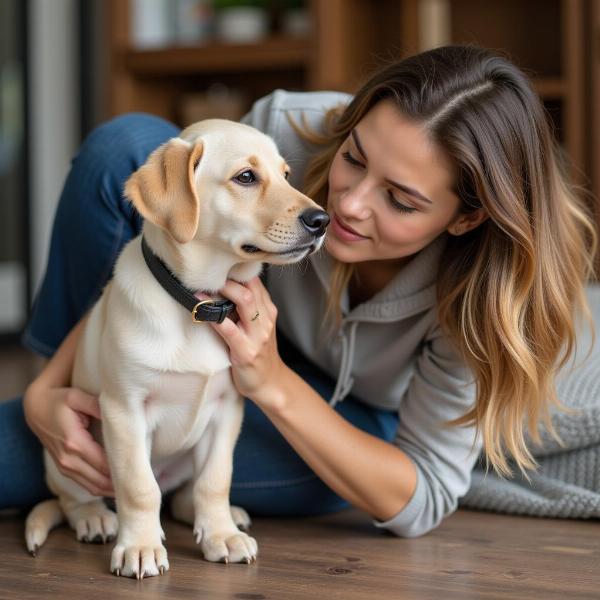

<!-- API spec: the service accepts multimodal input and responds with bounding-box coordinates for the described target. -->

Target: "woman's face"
[326,99,480,266]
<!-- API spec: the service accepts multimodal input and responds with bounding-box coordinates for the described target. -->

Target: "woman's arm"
[23,313,114,497]
[256,365,418,521]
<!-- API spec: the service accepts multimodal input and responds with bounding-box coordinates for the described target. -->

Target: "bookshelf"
[107,0,588,163]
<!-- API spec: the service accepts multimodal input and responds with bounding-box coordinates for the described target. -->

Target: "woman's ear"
[124,138,204,244]
[448,208,489,236]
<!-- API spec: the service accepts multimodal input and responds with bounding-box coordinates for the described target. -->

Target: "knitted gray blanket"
[460,284,600,518]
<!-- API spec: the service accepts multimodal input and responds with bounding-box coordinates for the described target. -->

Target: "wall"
[28,0,80,294]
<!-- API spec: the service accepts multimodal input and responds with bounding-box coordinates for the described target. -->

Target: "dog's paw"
[75,508,118,544]
[110,541,169,579]
[64,501,118,544]
[230,505,252,532]
[194,526,258,564]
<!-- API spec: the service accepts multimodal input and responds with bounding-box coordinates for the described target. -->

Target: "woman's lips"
[331,212,369,242]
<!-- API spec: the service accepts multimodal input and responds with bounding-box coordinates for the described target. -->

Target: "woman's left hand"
[209,276,285,401]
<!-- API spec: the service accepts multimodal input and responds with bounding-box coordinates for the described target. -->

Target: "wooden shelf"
[533,77,566,99]
[124,36,311,76]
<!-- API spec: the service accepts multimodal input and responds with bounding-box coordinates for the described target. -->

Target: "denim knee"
[71,112,181,241]
[78,112,180,178]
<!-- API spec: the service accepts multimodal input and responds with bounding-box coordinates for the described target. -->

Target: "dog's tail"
[25,499,65,556]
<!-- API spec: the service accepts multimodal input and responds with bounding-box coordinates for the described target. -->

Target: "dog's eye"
[234,170,257,185]
[284,172,290,180]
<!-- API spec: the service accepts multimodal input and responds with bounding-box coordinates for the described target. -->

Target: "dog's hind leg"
[229,505,252,532]
[25,498,64,555]
[47,450,118,545]
[25,449,118,554]
[62,498,119,544]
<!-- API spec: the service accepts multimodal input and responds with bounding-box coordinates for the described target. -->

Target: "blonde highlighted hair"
[288,46,598,479]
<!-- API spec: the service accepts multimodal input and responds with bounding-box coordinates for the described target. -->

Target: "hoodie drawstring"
[329,320,359,408]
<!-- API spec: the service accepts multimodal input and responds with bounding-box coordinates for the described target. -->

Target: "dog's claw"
[115,568,121,577]
[242,556,251,564]
[29,544,39,558]
[159,566,165,575]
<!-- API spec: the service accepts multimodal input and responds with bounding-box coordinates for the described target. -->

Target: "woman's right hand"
[23,382,114,497]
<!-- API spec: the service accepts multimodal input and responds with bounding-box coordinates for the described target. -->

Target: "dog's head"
[124,119,329,265]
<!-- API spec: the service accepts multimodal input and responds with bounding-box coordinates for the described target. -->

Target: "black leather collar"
[141,236,235,324]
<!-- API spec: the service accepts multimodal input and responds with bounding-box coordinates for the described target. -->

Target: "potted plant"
[212,0,270,43]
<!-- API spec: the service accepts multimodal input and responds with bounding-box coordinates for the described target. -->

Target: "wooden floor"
[2,344,600,599]
[2,508,600,600]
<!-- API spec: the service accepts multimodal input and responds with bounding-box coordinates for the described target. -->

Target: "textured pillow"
[460,285,600,518]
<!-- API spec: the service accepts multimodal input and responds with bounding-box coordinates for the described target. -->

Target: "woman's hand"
[23,382,114,497]
[210,276,285,402]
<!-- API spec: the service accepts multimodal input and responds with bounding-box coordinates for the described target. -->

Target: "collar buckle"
[192,299,215,323]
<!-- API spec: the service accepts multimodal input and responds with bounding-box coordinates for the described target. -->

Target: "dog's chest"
[128,323,232,375]
[146,367,235,458]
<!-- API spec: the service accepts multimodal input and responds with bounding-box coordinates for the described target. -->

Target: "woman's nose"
[339,181,373,219]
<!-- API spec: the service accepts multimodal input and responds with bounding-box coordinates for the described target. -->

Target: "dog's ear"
[125,138,204,244]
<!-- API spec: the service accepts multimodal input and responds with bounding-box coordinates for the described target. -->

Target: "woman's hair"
[289,45,598,479]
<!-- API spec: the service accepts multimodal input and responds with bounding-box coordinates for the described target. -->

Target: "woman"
[2,46,597,538]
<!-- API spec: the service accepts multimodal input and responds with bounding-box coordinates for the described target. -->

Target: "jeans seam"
[20,330,55,358]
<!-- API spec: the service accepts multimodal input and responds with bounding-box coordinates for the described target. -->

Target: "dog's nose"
[299,209,330,237]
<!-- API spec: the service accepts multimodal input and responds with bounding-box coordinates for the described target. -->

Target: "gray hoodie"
[241,89,483,537]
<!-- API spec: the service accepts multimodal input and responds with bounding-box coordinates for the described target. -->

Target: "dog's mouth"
[241,244,262,254]
[241,243,316,256]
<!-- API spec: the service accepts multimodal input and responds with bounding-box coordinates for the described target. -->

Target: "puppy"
[25,118,329,578]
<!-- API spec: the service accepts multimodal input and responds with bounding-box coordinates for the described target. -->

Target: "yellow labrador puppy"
[25,119,329,578]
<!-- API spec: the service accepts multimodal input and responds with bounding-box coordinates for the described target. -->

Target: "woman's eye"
[388,192,417,214]
[342,151,363,167]
[342,150,417,214]
[234,170,257,185]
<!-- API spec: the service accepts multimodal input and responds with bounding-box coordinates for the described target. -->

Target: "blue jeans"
[1,113,399,514]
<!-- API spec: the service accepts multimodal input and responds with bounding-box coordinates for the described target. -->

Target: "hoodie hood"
[307,232,449,406]
[309,231,449,323]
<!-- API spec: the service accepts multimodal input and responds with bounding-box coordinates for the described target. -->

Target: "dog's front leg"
[100,392,169,578]
[193,392,258,564]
